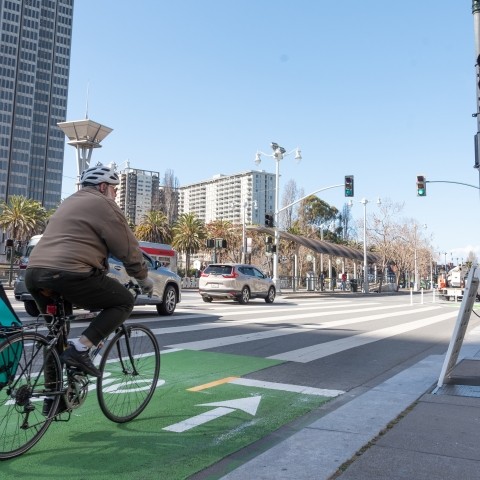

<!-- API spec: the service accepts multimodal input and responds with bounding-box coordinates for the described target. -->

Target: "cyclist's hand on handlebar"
[137,277,154,295]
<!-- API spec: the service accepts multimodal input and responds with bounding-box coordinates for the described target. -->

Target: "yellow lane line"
[187,376,239,392]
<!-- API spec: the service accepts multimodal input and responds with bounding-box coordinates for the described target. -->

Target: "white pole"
[242,202,246,264]
[414,225,418,291]
[361,199,369,293]
[273,157,280,292]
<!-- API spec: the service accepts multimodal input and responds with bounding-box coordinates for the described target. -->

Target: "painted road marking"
[58,300,362,330]
[269,311,457,362]
[163,395,262,433]
[229,378,344,397]
[188,376,239,392]
[165,305,442,351]
[187,376,345,397]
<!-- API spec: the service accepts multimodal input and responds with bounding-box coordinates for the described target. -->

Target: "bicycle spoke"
[97,325,160,423]
[0,332,62,460]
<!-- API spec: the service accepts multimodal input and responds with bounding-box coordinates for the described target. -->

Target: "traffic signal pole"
[472,1,480,193]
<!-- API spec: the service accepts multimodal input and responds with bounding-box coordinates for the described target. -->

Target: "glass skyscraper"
[0,0,73,210]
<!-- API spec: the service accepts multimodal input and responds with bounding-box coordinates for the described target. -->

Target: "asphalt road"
[5,289,474,478]
[9,289,470,398]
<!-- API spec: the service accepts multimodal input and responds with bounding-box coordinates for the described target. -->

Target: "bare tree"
[280,179,299,230]
[160,169,179,225]
[366,199,435,290]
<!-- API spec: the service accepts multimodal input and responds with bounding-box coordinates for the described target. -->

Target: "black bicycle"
[0,282,161,460]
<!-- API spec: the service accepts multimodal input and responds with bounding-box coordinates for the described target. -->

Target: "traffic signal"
[266,244,277,254]
[265,213,274,227]
[416,175,426,196]
[344,175,354,197]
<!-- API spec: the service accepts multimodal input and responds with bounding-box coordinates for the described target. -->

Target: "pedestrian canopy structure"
[249,226,379,264]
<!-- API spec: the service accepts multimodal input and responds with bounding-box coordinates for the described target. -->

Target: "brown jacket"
[28,186,148,280]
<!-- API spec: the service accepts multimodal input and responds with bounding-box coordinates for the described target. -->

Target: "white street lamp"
[359,197,381,293]
[255,142,302,290]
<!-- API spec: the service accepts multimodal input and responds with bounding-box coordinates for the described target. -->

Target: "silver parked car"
[198,263,275,304]
[14,236,181,317]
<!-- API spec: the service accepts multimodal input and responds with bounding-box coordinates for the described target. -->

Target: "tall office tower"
[117,167,160,226]
[178,170,276,226]
[0,0,74,209]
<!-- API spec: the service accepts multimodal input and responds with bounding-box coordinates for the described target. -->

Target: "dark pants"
[25,268,134,346]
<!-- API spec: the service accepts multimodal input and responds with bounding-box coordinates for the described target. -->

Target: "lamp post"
[412,223,427,291]
[255,142,301,289]
[359,198,381,293]
[241,200,247,264]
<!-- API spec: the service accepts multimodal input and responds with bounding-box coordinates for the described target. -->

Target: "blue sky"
[62,1,479,264]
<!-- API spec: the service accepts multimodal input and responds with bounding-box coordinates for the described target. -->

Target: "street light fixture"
[255,142,302,289]
[359,197,381,293]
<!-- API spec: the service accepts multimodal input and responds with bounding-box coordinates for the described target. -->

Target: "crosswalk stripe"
[49,300,361,330]
[165,305,442,351]
[151,303,404,335]
[268,311,457,362]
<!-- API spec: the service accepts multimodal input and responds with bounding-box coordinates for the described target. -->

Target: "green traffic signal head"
[344,175,354,197]
[416,175,426,197]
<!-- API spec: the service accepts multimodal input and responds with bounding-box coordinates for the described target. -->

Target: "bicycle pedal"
[53,411,71,422]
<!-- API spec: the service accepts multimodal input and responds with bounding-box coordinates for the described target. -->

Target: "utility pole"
[472,1,480,192]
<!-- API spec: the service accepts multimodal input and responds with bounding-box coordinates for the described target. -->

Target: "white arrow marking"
[163,395,262,433]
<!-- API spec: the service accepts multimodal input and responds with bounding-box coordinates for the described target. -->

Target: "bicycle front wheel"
[97,324,160,423]
[0,332,62,460]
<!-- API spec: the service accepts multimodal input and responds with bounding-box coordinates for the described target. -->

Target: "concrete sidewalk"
[216,334,480,479]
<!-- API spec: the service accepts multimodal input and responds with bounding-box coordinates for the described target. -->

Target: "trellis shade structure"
[249,226,379,264]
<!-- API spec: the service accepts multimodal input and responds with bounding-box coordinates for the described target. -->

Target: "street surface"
[3,290,475,479]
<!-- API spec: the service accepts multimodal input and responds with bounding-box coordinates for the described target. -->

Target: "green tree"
[172,213,206,274]
[135,210,171,243]
[0,195,47,244]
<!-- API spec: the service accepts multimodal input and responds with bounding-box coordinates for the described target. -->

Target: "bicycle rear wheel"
[97,324,160,423]
[0,332,62,460]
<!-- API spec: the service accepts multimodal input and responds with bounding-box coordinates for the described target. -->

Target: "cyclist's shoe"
[42,397,67,417]
[60,344,101,377]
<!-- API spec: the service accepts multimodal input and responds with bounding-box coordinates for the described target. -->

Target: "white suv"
[198,263,275,304]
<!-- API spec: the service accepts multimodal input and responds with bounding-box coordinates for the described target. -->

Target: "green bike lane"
[2,349,341,480]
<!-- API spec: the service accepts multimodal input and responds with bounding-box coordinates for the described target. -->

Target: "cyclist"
[25,164,154,384]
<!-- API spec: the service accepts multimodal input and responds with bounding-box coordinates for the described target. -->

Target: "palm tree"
[135,210,171,243]
[171,213,206,274]
[0,195,47,244]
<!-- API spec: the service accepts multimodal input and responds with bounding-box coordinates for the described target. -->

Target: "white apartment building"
[178,171,276,226]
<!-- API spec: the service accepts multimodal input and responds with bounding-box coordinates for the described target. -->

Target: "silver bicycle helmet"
[79,165,120,185]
